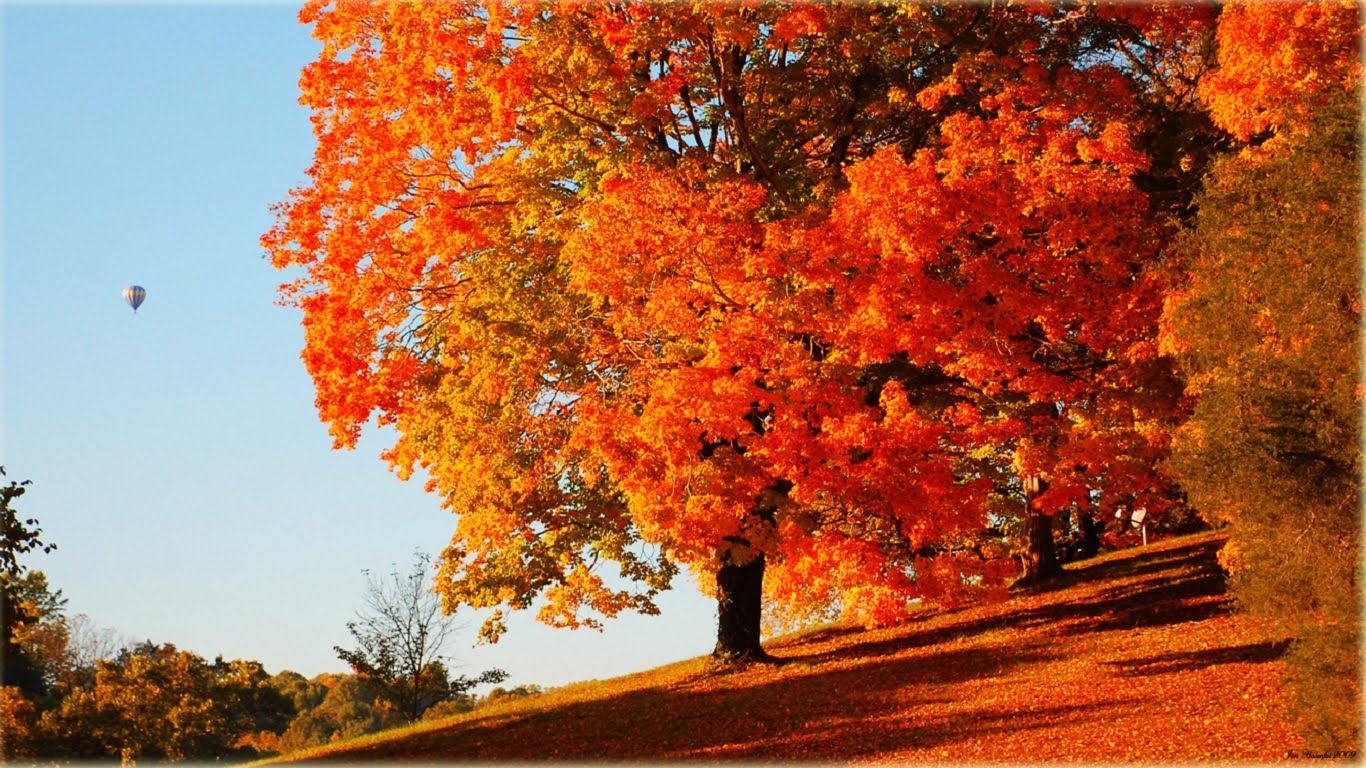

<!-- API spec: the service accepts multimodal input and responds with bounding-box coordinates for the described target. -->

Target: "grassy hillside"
[263,530,1310,763]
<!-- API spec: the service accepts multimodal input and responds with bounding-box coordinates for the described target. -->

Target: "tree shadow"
[765,623,864,649]
[307,638,1069,762]
[1035,536,1229,591]
[1104,639,1293,677]
[297,533,1249,763]
[770,535,1231,668]
[664,696,1145,760]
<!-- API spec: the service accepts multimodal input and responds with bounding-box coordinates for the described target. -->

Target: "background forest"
[1,508,539,761]
[3,0,1361,761]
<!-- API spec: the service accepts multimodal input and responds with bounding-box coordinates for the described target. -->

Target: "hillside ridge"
[267,530,1305,763]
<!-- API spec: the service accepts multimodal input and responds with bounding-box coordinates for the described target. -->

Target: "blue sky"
[2,3,715,689]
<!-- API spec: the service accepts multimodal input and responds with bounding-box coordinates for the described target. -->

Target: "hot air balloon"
[123,285,147,313]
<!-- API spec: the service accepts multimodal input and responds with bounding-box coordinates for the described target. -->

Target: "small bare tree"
[66,614,133,669]
[335,551,506,722]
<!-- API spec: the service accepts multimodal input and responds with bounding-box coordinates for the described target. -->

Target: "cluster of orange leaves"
[262,1,1271,634]
[1198,1,1361,141]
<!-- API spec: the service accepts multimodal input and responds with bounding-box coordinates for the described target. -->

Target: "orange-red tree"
[267,1,1188,661]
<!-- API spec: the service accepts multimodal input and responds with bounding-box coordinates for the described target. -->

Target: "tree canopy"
[266,1,1208,657]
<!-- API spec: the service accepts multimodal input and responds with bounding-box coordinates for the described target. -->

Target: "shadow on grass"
[292,533,1240,763]
[661,696,1142,760]
[308,639,1068,761]
[1105,639,1293,677]
[777,536,1231,670]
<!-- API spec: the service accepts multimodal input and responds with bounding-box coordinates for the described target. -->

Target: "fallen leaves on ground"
[268,531,1305,763]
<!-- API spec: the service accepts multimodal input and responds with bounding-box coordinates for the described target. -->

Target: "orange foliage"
[1200,1,1362,140]
[265,2,1191,640]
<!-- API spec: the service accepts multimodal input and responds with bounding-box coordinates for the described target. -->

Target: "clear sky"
[2,3,716,690]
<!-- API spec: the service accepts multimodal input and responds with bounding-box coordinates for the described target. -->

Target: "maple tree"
[266,1,1194,661]
[1161,0,1361,752]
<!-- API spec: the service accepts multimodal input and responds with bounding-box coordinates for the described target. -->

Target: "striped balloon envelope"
[123,285,147,313]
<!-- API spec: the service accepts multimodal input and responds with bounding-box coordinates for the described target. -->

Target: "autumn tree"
[945,3,1222,581]
[0,571,66,762]
[36,642,294,761]
[1161,0,1361,752]
[267,2,1194,661]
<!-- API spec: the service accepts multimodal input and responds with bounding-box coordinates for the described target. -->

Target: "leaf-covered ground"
[266,531,1313,763]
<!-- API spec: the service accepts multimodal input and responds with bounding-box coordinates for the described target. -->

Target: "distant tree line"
[0,474,517,762]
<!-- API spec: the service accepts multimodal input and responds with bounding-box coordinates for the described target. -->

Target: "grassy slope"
[267,530,1307,763]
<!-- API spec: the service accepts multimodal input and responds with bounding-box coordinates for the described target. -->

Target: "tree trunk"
[712,489,784,664]
[713,542,770,663]
[1057,506,1075,562]
[1078,510,1101,560]
[1018,478,1061,585]
[1020,507,1061,583]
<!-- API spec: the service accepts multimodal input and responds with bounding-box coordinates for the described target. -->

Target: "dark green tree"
[0,469,61,699]
[0,468,52,578]
[1162,5,1360,749]
[270,669,329,716]
[277,674,396,751]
